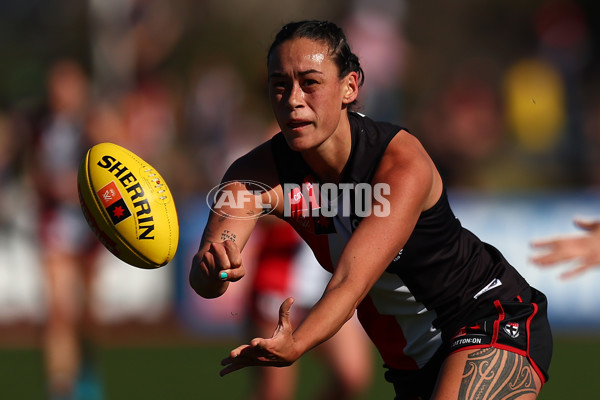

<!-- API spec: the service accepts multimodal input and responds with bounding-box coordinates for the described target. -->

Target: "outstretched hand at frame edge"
[530,218,600,279]
[220,297,297,376]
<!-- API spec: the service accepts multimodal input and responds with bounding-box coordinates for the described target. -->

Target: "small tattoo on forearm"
[220,230,237,242]
[459,348,537,399]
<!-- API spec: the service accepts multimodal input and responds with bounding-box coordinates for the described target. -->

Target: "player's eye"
[270,80,288,93]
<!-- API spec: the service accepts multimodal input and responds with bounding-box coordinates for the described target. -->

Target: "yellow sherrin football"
[77,142,179,269]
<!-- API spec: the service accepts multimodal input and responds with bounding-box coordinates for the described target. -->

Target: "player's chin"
[281,132,317,152]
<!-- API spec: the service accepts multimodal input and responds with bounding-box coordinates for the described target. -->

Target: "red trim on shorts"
[449,344,487,355]
[526,302,546,384]
[450,299,547,386]
[492,300,504,345]
[449,343,527,358]
[494,343,527,357]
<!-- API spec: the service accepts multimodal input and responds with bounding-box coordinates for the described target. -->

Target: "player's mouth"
[287,119,312,130]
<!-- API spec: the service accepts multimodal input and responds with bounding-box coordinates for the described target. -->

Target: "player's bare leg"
[248,317,299,400]
[43,250,83,397]
[313,315,372,400]
[247,312,371,400]
[432,348,541,400]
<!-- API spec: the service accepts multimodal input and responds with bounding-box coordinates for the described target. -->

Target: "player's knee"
[335,364,372,395]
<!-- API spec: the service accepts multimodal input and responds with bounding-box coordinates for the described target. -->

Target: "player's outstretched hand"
[220,297,298,376]
[531,219,600,279]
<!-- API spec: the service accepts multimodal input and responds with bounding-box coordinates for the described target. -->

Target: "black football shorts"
[449,286,553,384]
[384,286,552,399]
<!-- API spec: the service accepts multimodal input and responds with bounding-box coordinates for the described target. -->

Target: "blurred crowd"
[0,0,598,321]
[0,0,597,323]
[0,0,599,366]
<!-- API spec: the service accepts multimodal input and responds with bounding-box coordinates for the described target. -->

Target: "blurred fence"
[1,190,599,339]
[450,189,600,332]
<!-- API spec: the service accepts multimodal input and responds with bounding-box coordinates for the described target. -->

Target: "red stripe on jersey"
[357,295,419,370]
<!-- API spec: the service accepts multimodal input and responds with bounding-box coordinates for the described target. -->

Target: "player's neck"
[301,123,351,184]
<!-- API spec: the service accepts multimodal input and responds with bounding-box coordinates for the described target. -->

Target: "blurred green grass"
[0,335,596,399]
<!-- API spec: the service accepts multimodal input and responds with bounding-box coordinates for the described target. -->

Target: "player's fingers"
[274,297,295,334]
[530,239,556,249]
[531,239,584,266]
[200,250,219,278]
[209,242,230,268]
[247,337,259,347]
[530,252,572,266]
[219,342,270,376]
[219,353,279,376]
[220,267,245,282]
[208,243,231,281]
[574,219,600,231]
[218,262,245,283]
[223,240,246,282]
[223,240,243,268]
[230,343,255,358]
[248,337,293,366]
[279,297,295,321]
[561,263,595,280]
[219,353,252,377]
[562,251,600,279]
[210,241,245,282]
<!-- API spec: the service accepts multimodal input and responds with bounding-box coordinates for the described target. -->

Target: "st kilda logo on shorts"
[503,322,520,339]
[97,181,132,225]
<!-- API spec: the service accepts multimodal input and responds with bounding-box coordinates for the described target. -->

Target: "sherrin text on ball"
[77,142,179,269]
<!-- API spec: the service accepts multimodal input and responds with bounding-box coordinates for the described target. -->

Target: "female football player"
[190,20,552,399]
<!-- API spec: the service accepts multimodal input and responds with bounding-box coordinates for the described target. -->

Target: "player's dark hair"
[268,20,365,88]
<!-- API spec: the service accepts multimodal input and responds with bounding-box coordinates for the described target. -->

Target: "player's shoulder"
[377,129,443,210]
[223,138,279,187]
[381,129,429,165]
[220,137,287,217]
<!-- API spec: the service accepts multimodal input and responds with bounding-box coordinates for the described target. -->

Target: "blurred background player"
[247,216,373,400]
[531,218,600,279]
[31,59,103,400]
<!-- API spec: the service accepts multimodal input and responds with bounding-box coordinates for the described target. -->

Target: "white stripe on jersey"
[326,212,442,368]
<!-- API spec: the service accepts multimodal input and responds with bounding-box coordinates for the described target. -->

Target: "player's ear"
[342,72,359,105]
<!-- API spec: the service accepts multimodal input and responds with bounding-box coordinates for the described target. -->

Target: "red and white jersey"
[268,112,529,370]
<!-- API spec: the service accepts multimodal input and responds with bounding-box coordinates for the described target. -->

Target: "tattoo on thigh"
[458,348,537,399]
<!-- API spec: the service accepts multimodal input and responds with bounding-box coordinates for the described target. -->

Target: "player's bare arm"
[220,130,442,374]
[190,142,282,298]
[291,131,441,344]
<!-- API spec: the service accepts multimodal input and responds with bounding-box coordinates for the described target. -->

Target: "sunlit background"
[0,0,599,399]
